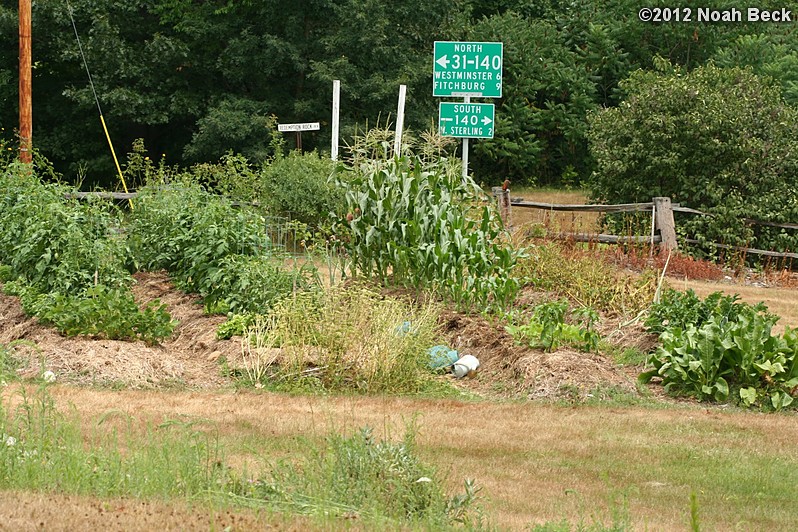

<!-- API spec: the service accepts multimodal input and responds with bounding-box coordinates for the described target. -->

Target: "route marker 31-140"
[433,41,503,98]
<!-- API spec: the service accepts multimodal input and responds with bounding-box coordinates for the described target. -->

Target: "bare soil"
[0,271,647,402]
[0,271,236,389]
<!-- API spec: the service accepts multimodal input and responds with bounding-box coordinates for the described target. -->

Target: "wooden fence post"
[653,197,678,251]
[492,187,512,227]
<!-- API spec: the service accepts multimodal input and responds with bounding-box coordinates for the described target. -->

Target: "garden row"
[1,139,798,409]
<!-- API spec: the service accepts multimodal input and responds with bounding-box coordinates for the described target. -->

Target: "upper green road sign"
[433,41,503,98]
[438,102,495,138]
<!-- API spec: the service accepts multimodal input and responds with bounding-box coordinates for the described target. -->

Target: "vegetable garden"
[1,134,798,529]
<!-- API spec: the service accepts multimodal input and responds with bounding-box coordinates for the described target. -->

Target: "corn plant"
[335,154,520,312]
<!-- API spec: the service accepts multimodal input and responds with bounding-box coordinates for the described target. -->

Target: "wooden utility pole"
[19,0,32,163]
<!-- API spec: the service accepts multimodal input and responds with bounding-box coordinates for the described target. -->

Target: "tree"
[468,12,597,186]
[588,61,798,253]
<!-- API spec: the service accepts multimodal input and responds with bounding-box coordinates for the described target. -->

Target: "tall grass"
[232,286,447,395]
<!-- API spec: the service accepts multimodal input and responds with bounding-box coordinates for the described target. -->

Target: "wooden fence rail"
[497,190,798,261]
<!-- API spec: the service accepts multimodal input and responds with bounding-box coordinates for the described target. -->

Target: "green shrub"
[259,151,341,227]
[203,255,317,314]
[6,282,175,345]
[588,62,798,258]
[0,162,174,344]
[0,165,130,295]
[129,179,312,313]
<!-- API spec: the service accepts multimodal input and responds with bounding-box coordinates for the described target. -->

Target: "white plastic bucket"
[452,354,480,378]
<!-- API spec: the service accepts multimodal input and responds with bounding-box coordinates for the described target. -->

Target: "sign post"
[394,84,406,157]
[331,80,340,161]
[278,122,320,152]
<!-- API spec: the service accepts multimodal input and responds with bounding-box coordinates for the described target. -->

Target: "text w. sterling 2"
[638,7,792,22]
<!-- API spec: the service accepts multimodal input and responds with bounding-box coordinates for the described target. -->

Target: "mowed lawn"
[3,386,795,531]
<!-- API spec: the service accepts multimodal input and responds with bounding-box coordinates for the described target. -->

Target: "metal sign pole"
[461,95,470,181]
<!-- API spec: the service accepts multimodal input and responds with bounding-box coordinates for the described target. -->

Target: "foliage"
[588,62,798,257]
[0,164,130,295]
[335,152,520,312]
[258,426,465,524]
[2,0,797,191]
[468,13,597,186]
[506,300,600,352]
[713,32,798,106]
[8,282,175,345]
[259,151,342,227]
[128,177,313,313]
[641,289,798,409]
[204,255,317,315]
[515,242,657,316]
[182,98,281,164]
[0,162,175,343]
[230,286,444,395]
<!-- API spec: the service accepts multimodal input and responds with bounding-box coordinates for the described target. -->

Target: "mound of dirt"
[0,272,238,389]
[438,311,641,401]
[0,273,646,400]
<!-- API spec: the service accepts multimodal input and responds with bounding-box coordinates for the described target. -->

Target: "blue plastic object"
[427,345,459,370]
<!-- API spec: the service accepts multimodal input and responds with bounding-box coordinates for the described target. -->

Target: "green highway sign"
[433,41,503,98]
[438,102,495,138]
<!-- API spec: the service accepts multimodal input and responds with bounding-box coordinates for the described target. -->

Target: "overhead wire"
[66,0,133,209]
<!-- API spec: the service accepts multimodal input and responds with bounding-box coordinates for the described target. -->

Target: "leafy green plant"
[335,152,520,313]
[202,255,317,315]
[128,178,314,314]
[0,162,177,343]
[0,166,130,295]
[9,283,175,345]
[505,300,601,352]
[641,290,798,409]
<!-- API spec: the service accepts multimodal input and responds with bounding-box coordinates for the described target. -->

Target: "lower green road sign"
[438,102,495,138]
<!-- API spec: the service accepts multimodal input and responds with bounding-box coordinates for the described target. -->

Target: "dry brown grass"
[13,385,798,531]
[510,188,601,234]
[0,490,311,531]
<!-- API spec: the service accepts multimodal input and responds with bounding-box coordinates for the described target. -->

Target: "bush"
[588,62,798,257]
[259,151,341,227]
[0,162,174,344]
[0,165,130,294]
[129,179,312,313]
